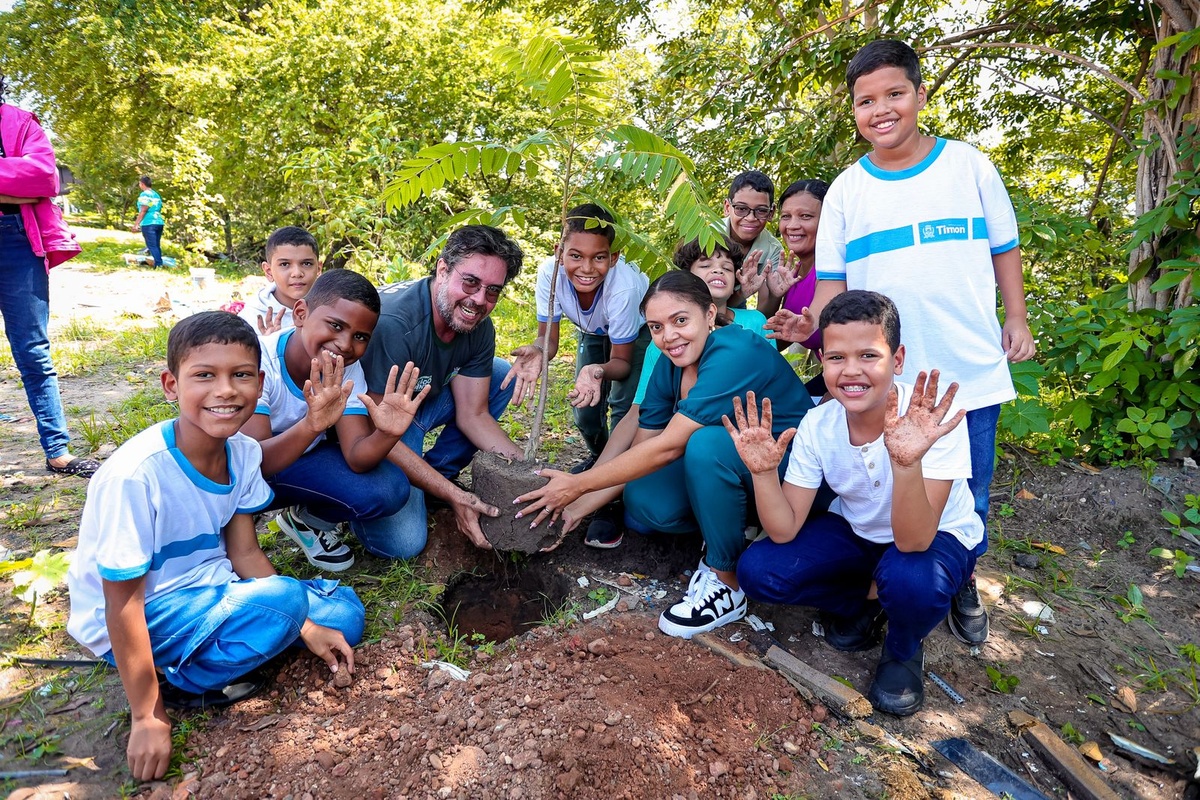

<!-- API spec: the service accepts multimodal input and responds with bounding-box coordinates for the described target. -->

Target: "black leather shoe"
[867,643,925,716]
[821,600,885,652]
[948,575,990,645]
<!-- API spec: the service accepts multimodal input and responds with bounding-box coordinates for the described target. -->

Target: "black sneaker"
[867,643,925,717]
[584,503,623,549]
[821,600,886,652]
[947,575,989,645]
[158,673,267,711]
[658,564,747,639]
[569,456,596,474]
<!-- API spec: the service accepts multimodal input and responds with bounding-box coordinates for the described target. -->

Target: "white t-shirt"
[256,328,369,451]
[815,138,1019,411]
[238,283,293,332]
[785,382,984,551]
[66,421,274,656]
[535,255,648,344]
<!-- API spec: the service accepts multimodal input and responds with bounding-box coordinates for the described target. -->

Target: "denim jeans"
[141,224,164,267]
[376,357,515,558]
[965,404,1000,555]
[265,441,411,559]
[737,513,976,661]
[574,327,650,457]
[0,214,71,459]
[102,576,364,693]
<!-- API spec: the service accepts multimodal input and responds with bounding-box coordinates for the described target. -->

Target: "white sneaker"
[658,563,746,639]
[271,507,354,572]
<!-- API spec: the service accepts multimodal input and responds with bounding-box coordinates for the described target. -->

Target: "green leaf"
[10,550,72,603]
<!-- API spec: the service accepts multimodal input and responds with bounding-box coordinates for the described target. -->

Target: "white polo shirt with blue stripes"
[815,138,1019,410]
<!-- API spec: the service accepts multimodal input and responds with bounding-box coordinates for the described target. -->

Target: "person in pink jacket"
[0,75,98,477]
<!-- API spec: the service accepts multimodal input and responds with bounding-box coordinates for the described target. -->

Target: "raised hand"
[722,392,796,475]
[502,344,545,408]
[884,370,966,468]
[765,249,803,299]
[764,307,816,344]
[514,468,585,528]
[568,365,604,408]
[303,350,352,433]
[737,249,766,297]
[257,307,284,335]
[359,361,430,438]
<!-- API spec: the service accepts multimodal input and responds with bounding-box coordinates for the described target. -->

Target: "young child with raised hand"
[727,291,982,716]
[243,269,429,569]
[239,226,324,335]
[769,40,1036,644]
[66,312,365,782]
[509,203,651,467]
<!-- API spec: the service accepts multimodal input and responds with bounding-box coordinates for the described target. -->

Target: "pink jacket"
[0,103,80,270]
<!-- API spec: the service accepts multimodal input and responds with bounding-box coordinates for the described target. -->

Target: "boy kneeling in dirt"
[725,291,983,716]
[66,312,366,781]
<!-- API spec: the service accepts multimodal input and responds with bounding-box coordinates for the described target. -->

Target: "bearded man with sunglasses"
[360,225,527,551]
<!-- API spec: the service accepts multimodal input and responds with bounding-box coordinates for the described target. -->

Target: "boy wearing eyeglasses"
[725,170,783,275]
[358,225,528,552]
[510,203,651,469]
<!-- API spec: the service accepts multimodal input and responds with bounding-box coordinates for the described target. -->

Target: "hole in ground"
[440,565,574,644]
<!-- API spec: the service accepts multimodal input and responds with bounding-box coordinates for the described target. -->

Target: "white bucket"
[190,267,216,289]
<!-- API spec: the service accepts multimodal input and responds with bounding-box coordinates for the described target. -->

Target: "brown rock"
[332,668,353,689]
[709,760,729,778]
[617,574,633,586]
[777,756,795,773]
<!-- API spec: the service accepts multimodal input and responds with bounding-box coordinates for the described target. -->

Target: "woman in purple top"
[758,179,828,351]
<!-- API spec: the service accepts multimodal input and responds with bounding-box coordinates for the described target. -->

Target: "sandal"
[158,672,268,711]
[46,457,101,478]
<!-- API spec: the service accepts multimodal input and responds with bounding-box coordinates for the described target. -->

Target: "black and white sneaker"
[658,563,747,639]
[272,507,355,572]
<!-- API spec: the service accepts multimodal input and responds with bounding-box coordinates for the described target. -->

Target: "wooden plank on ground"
[765,645,873,719]
[691,632,771,672]
[1008,711,1121,800]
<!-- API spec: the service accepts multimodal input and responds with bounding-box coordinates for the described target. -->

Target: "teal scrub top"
[138,188,165,227]
[639,324,812,433]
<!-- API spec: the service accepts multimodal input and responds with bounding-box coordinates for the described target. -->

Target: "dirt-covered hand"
[257,307,284,336]
[127,706,172,781]
[514,468,584,528]
[883,370,966,468]
[359,361,430,438]
[299,619,356,675]
[568,366,604,408]
[764,307,816,344]
[737,249,766,297]
[304,350,352,433]
[502,345,545,409]
[722,392,796,475]
[765,249,803,299]
[450,491,496,550]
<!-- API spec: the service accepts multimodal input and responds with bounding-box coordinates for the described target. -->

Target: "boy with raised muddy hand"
[66,312,364,781]
[727,291,983,716]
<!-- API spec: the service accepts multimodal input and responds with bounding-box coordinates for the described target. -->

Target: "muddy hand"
[451,491,496,550]
[502,344,545,408]
[883,370,965,468]
[722,392,796,475]
[514,468,581,528]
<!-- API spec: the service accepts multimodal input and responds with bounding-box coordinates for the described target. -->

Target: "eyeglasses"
[450,265,505,302]
[730,203,774,221]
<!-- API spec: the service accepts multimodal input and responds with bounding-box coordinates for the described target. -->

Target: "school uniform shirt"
[815,138,1019,411]
[535,255,648,343]
[639,324,812,433]
[66,421,274,657]
[237,283,293,331]
[785,382,984,551]
[633,307,770,406]
[359,277,495,403]
[255,327,369,450]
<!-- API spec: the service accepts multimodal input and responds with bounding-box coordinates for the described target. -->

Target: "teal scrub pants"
[623,426,790,572]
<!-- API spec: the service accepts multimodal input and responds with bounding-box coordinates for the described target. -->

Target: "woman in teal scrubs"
[517,270,822,639]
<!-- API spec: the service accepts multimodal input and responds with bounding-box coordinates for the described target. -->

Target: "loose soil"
[470,453,559,553]
[2,234,1199,799]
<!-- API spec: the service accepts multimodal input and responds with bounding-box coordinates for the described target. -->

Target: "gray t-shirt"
[359,277,496,402]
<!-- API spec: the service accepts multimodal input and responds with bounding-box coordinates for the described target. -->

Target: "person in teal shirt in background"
[132,174,165,267]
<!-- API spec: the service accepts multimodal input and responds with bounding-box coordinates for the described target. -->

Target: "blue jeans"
[382,357,515,557]
[574,327,650,457]
[102,576,364,693]
[737,513,976,661]
[966,404,1000,556]
[141,224,164,267]
[0,214,71,459]
[265,441,412,559]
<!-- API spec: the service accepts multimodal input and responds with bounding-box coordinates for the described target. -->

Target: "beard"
[435,280,486,334]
